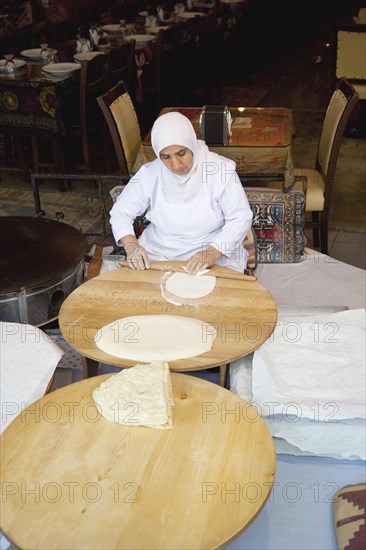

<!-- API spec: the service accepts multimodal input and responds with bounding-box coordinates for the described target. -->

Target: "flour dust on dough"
[93,361,174,429]
[94,314,217,361]
[165,272,216,299]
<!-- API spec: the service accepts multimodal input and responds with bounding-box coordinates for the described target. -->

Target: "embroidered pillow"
[333,483,366,549]
[245,187,305,263]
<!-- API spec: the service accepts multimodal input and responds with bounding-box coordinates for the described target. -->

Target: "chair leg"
[51,136,69,191]
[219,364,230,388]
[14,135,30,180]
[82,356,99,378]
[31,135,40,173]
[312,212,320,248]
[320,214,328,255]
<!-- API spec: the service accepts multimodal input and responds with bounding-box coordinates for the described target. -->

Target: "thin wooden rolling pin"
[117,260,257,282]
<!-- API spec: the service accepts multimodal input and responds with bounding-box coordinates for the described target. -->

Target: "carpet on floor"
[0,179,113,236]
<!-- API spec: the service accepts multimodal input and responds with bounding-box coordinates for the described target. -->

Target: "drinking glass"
[4,54,15,76]
[40,43,49,62]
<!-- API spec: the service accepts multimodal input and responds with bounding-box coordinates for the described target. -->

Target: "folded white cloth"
[252,309,365,422]
[255,250,366,310]
[0,322,64,434]
[265,416,366,460]
[230,308,366,460]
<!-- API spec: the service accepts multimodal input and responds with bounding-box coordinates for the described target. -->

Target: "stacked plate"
[20,48,44,60]
[0,59,26,72]
[73,52,104,62]
[146,25,170,35]
[102,24,124,34]
[192,2,215,7]
[42,63,81,77]
[124,34,156,48]
[178,12,204,19]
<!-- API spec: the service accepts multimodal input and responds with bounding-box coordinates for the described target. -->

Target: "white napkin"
[232,117,252,128]
[0,322,64,434]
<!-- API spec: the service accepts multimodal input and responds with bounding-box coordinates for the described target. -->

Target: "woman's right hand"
[121,235,150,270]
[127,244,150,269]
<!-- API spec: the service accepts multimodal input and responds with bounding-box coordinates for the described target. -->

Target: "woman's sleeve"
[109,167,153,244]
[212,172,253,256]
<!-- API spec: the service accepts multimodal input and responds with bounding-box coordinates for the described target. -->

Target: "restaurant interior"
[0,1,365,550]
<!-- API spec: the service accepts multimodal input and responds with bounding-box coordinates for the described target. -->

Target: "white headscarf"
[151,111,210,200]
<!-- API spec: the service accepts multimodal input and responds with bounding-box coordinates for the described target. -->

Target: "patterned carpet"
[0,173,117,240]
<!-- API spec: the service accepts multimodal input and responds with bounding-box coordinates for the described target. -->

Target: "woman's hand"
[185,247,222,275]
[121,235,150,270]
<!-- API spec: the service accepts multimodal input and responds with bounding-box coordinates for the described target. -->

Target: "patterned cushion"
[333,483,366,549]
[245,187,305,263]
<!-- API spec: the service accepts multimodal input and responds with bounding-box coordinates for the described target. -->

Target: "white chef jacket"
[110,156,253,272]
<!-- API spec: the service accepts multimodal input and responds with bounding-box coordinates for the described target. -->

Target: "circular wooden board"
[58,263,278,370]
[0,373,276,549]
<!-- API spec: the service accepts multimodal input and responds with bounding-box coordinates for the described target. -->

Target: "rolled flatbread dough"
[94,315,217,361]
[165,272,216,299]
[93,361,173,429]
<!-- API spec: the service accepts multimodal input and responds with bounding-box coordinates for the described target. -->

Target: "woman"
[110,111,253,274]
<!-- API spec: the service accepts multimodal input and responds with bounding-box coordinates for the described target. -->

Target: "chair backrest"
[97,80,142,173]
[106,39,136,93]
[79,54,109,139]
[153,23,185,112]
[334,23,366,100]
[316,77,359,186]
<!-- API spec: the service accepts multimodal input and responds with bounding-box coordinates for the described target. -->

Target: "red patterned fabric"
[245,188,305,263]
[333,484,366,549]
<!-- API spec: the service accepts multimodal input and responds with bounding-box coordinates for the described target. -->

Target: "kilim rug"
[333,483,366,550]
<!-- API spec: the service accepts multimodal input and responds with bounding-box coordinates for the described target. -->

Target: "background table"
[133,106,295,186]
[0,372,276,550]
[0,59,76,134]
[58,263,278,371]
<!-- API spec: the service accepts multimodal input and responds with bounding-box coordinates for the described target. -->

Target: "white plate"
[178,12,204,19]
[102,24,123,34]
[125,34,156,47]
[42,62,81,76]
[73,52,104,62]
[146,25,170,34]
[0,58,26,71]
[20,48,43,60]
[193,2,215,7]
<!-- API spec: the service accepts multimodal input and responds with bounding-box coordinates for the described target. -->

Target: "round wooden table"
[0,373,276,550]
[58,263,278,371]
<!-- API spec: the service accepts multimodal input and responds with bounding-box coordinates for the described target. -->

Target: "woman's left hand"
[185,247,222,275]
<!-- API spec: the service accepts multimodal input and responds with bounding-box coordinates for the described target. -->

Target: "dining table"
[0,45,81,175]
[133,106,296,189]
[58,261,278,376]
[0,49,78,135]
[0,370,276,550]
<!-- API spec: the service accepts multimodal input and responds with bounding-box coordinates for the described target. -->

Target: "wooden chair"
[191,9,223,104]
[97,80,142,174]
[30,53,109,180]
[269,78,359,254]
[333,23,366,101]
[68,54,109,174]
[139,23,186,117]
[105,39,136,95]
[333,22,366,137]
